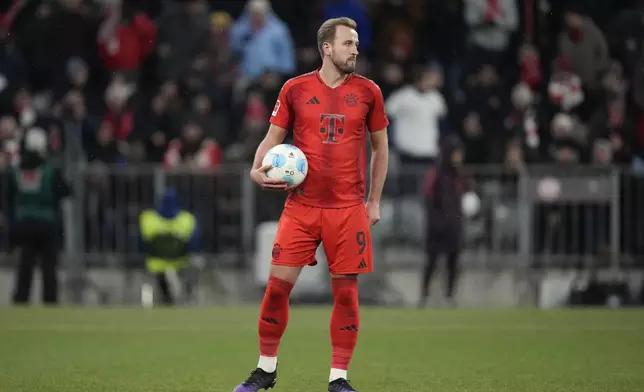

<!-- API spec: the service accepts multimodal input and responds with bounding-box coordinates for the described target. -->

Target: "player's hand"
[365,201,380,226]
[250,164,290,191]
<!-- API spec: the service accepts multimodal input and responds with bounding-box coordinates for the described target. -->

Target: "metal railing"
[381,164,644,271]
[1,163,643,300]
[62,163,258,267]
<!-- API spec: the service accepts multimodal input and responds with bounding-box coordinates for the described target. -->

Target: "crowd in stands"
[2,0,644,173]
[3,0,644,256]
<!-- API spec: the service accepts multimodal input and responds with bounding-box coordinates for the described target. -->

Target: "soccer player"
[232,17,389,392]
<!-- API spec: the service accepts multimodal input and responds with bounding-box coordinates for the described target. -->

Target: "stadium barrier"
[1,163,643,305]
[379,164,643,271]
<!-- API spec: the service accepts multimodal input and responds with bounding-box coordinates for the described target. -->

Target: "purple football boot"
[232,368,277,392]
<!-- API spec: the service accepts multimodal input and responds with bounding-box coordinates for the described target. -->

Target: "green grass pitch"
[1,306,643,391]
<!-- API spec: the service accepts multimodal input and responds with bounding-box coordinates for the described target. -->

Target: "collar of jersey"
[314,68,354,88]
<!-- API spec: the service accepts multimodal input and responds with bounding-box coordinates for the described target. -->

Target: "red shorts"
[271,200,373,275]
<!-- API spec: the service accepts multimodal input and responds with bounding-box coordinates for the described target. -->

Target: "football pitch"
[1,307,643,392]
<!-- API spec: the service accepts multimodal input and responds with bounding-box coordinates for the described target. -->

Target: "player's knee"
[264,275,295,302]
[331,276,358,305]
[269,264,302,284]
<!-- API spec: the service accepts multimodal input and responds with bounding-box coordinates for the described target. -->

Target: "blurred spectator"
[0,115,18,167]
[518,43,542,91]
[164,121,222,169]
[156,0,210,81]
[386,64,446,166]
[205,11,237,105]
[321,0,371,53]
[464,0,518,67]
[3,127,71,305]
[13,87,38,130]
[420,137,467,308]
[97,2,157,76]
[587,62,633,164]
[372,20,417,98]
[505,82,540,161]
[592,138,613,165]
[139,188,201,306]
[230,0,295,88]
[17,0,101,90]
[548,55,585,113]
[136,86,179,163]
[226,89,269,162]
[558,6,609,93]
[460,112,486,164]
[51,57,100,117]
[86,120,124,165]
[189,91,228,145]
[463,64,508,162]
[606,4,644,78]
[102,78,134,142]
[548,112,587,163]
[504,137,525,170]
[0,26,28,104]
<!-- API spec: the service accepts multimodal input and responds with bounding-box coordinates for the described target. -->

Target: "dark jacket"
[423,139,467,252]
[1,152,71,223]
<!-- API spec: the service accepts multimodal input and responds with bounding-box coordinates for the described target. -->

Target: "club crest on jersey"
[272,243,282,259]
[272,100,281,116]
[344,93,358,107]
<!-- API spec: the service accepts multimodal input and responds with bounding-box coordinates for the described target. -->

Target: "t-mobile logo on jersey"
[319,114,345,144]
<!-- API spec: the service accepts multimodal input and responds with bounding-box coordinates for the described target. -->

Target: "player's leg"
[322,204,373,392]
[256,264,301,372]
[418,249,440,308]
[445,250,460,306]
[233,202,321,392]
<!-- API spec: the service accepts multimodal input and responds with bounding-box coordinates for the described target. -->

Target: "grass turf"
[0,306,643,391]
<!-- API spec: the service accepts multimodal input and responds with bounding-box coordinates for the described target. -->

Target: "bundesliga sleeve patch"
[272,100,281,117]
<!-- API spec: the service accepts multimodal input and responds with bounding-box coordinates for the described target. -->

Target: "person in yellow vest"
[139,189,201,305]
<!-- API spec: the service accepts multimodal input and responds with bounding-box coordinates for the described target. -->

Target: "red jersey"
[270,70,389,208]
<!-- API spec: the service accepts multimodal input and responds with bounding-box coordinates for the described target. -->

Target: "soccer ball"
[461,191,481,218]
[262,144,308,186]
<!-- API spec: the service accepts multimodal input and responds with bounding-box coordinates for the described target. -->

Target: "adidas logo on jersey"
[358,259,367,269]
[306,96,320,104]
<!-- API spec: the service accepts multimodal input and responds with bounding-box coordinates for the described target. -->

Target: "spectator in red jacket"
[97,4,157,74]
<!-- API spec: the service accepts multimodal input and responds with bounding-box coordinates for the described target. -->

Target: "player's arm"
[367,129,389,204]
[366,82,391,206]
[250,124,290,190]
[250,84,293,190]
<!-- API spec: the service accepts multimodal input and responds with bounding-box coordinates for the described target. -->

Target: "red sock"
[330,277,360,370]
[258,276,293,357]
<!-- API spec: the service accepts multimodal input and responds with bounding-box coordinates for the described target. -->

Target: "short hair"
[317,17,357,57]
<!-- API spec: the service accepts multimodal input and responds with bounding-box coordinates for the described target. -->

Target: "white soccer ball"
[262,144,308,187]
[461,191,481,218]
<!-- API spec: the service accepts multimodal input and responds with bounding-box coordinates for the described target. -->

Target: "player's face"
[451,149,464,167]
[419,70,443,91]
[330,25,359,74]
